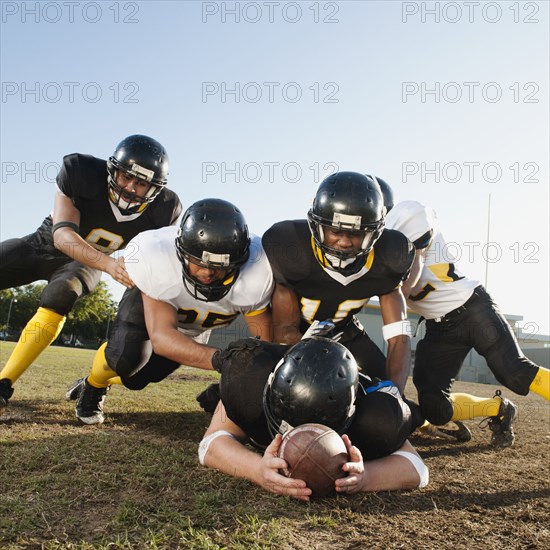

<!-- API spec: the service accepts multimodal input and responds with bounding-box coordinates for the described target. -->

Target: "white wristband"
[198,430,235,465]
[391,450,429,488]
[382,320,414,341]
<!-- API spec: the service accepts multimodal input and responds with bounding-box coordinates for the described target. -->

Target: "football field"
[1,342,549,549]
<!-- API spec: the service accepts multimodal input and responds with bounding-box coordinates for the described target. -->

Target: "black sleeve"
[412,229,433,250]
[150,188,182,227]
[220,340,286,445]
[376,229,415,283]
[346,382,414,460]
[56,154,80,197]
[262,220,308,285]
[56,154,106,200]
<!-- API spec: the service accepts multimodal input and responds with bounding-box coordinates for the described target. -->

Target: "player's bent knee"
[490,368,532,396]
[121,377,150,391]
[419,392,453,425]
[40,279,84,315]
[105,339,150,377]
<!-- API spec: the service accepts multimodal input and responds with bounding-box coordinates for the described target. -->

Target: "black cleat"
[66,377,86,401]
[418,420,472,442]
[75,380,110,425]
[486,391,517,449]
[0,378,14,412]
[436,420,472,442]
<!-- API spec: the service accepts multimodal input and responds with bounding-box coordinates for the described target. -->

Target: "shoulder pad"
[57,154,107,200]
[375,229,415,277]
[386,201,436,248]
[262,220,309,283]
[149,188,183,226]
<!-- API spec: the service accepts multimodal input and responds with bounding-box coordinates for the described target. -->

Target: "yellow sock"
[451,392,501,420]
[107,376,122,386]
[0,307,65,383]
[87,343,117,389]
[529,367,550,402]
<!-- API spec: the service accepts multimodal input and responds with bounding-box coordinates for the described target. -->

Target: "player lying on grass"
[67,198,273,424]
[379,179,550,448]
[198,337,428,501]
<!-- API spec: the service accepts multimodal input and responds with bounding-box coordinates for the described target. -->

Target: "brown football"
[278,423,349,498]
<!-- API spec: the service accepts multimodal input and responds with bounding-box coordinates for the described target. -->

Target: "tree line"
[0,282,117,349]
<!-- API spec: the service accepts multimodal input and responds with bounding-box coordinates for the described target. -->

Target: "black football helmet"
[307,171,385,275]
[263,337,359,437]
[373,176,394,213]
[107,134,169,214]
[175,199,250,301]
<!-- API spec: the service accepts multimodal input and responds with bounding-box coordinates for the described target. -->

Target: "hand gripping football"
[278,423,349,497]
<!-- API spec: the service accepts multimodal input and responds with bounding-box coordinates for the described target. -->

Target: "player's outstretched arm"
[244,308,273,342]
[200,402,312,502]
[52,191,134,288]
[335,436,428,494]
[401,248,426,298]
[379,289,411,393]
[142,293,218,370]
[271,283,303,344]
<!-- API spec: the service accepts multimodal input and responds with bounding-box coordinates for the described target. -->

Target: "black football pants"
[0,232,100,315]
[413,287,540,425]
[105,287,181,390]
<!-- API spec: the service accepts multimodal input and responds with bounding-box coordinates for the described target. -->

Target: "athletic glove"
[196,383,221,414]
[211,337,262,372]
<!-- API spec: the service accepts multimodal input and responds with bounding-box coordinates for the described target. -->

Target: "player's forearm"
[274,323,302,345]
[271,284,302,344]
[203,435,263,484]
[362,456,423,492]
[385,336,411,394]
[245,310,274,342]
[402,251,425,299]
[53,228,111,272]
[150,329,217,370]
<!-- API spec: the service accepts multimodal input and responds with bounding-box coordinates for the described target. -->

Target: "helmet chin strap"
[107,171,159,214]
[324,252,358,268]
[116,196,138,211]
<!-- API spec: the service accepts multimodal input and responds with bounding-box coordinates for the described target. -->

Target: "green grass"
[1,342,549,549]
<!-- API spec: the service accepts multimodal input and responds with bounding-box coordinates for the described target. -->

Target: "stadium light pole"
[5,297,17,340]
[484,193,491,290]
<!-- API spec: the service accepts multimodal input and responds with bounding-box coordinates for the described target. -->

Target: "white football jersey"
[124,226,274,338]
[386,201,479,319]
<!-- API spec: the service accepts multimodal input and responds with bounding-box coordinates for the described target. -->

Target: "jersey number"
[409,263,464,301]
[177,309,238,328]
[84,228,125,253]
[300,297,369,324]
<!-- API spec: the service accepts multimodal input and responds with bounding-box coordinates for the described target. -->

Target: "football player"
[262,171,415,393]
[382,180,550,448]
[67,198,274,424]
[0,135,182,413]
[199,337,428,501]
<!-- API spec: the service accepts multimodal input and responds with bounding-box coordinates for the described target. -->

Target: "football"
[278,423,349,497]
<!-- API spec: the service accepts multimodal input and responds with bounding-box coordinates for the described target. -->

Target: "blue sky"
[1,1,548,335]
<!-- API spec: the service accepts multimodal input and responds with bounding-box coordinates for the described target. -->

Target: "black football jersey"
[220,340,412,458]
[262,220,414,330]
[47,153,182,254]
